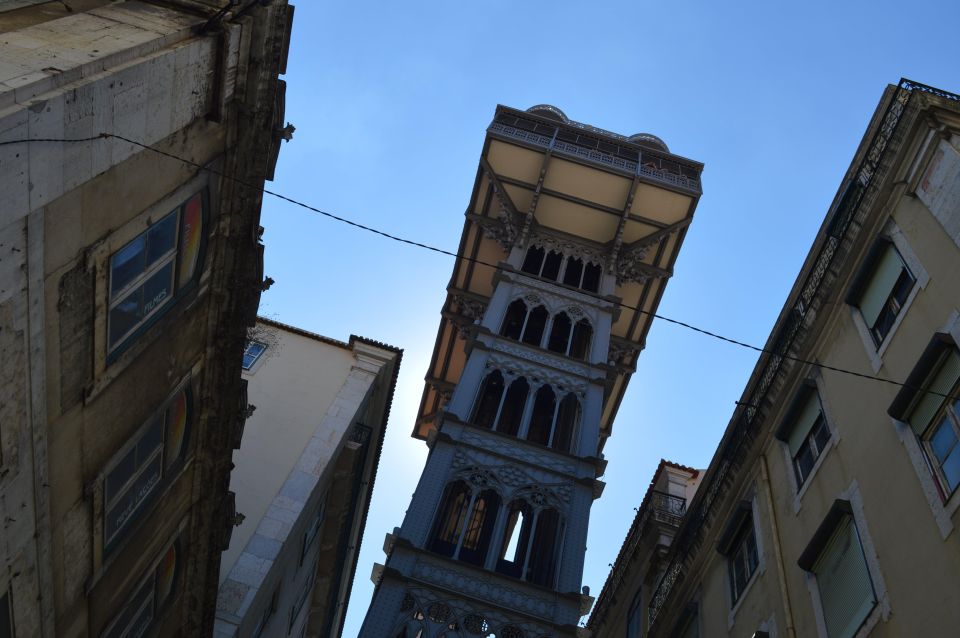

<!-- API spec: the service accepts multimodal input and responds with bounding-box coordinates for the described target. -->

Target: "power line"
[2,133,953,402]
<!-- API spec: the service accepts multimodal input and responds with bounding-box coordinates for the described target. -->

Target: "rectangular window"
[104,386,192,551]
[627,589,642,638]
[251,586,280,638]
[101,538,182,638]
[905,347,960,498]
[716,504,759,607]
[0,590,11,638]
[108,191,206,356]
[777,388,831,488]
[288,572,315,634]
[242,341,267,370]
[813,517,876,638]
[300,497,326,565]
[851,242,915,347]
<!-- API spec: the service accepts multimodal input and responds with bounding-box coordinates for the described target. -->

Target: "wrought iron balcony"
[488,112,702,193]
[649,490,686,527]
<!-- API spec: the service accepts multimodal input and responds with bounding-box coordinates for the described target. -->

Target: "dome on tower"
[526,104,568,122]
[627,132,669,153]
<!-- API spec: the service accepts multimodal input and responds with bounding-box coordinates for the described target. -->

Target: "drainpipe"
[759,454,796,638]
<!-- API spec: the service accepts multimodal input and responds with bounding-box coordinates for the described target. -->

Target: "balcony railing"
[488,114,702,193]
[649,490,686,527]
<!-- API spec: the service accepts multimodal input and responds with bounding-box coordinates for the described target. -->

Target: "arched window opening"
[527,509,562,587]
[542,250,563,280]
[472,371,504,430]
[582,262,602,292]
[526,385,557,446]
[458,489,500,566]
[496,377,529,436]
[551,393,580,453]
[428,481,471,557]
[500,300,527,340]
[546,313,572,354]
[496,501,533,579]
[520,306,548,346]
[521,246,545,275]
[563,257,584,287]
[569,318,592,360]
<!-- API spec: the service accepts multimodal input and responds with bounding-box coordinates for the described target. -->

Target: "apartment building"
[215,319,401,638]
[590,80,960,638]
[0,2,293,636]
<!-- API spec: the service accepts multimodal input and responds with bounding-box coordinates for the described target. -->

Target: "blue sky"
[258,1,960,634]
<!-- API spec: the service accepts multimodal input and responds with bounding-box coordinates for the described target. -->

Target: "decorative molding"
[607,340,640,366]
[460,430,579,476]
[486,341,593,388]
[528,233,606,269]
[399,586,555,638]
[504,271,614,312]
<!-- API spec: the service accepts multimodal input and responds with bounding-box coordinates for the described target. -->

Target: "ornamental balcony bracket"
[615,254,672,287]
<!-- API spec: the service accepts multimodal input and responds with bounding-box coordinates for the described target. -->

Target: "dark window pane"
[472,371,504,429]
[582,262,602,292]
[429,482,470,557]
[546,313,571,353]
[526,385,556,446]
[142,261,175,317]
[145,212,178,266]
[501,300,527,340]
[542,251,562,280]
[109,288,144,347]
[521,306,548,346]
[527,509,561,587]
[110,235,146,298]
[496,377,529,436]
[496,502,532,578]
[562,257,583,287]
[521,246,544,274]
[569,319,592,360]
[106,448,137,503]
[942,446,960,492]
[459,490,500,566]
[794,445,815,485]
[552,394,579,452]
[137,418,163,462]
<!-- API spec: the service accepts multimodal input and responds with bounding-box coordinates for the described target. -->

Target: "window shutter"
[787,392,822,457]
[814,518,876,638]
[908,349,960,435]
[857,245,903,327]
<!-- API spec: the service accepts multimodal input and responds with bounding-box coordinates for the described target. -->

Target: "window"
[107,191,206,357]
[0,590,10,638]
[849,241,915,347]
[893,342,960,498]
[471,372,529,436]
[798,502,877,638]
[546,312,592,361]
[520,245,602,293]
[251,586,280,638]
[627,589,642,638]
[288,571,315,634]
[495,500,562,587]
[243,341,267,370]
[101,538,182,638]
[777,388,831,488]
[716,504,758,606]
[300,496,327,565]
[427,482,500,567]
[104,386,192,552]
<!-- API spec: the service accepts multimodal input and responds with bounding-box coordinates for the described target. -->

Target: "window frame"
[798,501,879,638]
[102,380,193,554]
[300,495,327,566]
[288,570,315,634]
[242,340,268,370]
[716,502,760,609]
[626,588,643,638]
[105,188,209,363]
[776,385,833,491]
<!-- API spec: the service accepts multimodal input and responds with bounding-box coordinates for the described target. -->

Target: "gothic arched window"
[526,385,557,446]
[520,305,548,346]
[428,482,501,567]
[496,377,529,436]
[500,299,527,341]
[563,256,584,287]
[546,312,572,354]
[569,318,592,360]
[521,245,545,274]
[471,371,504,430]
[552,393,580,453]
[428,481,471,557]
[495,500,563,587]
[582,261,602,292]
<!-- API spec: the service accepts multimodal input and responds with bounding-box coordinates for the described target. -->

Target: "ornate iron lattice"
[400,593,415,612]
[463,614,489,634]
[428,602,452,623]
[500,625,525,638]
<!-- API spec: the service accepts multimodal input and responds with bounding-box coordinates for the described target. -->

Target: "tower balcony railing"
[488,114,702,193]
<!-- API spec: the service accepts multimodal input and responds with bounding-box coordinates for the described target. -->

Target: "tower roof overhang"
[414,105,703,444]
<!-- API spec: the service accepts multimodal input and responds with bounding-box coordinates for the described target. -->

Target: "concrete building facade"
[214,319,401,638]
[0,2,293,636]
[359,105,703,637]
[589,80,960,638]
